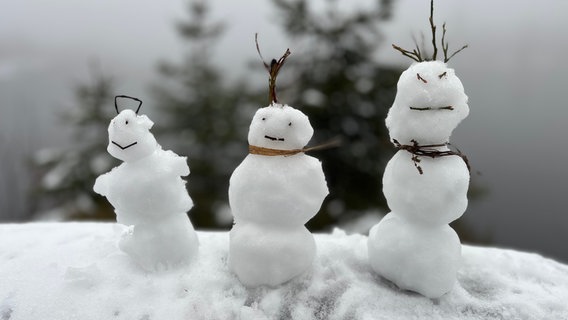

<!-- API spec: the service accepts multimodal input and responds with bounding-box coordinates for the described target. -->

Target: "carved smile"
[265,135,285,142]
[112,141,138,150]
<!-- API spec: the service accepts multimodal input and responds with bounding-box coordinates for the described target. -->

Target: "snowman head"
[385,60,469,145]
[248,103,314,150]
[107,109,158,162]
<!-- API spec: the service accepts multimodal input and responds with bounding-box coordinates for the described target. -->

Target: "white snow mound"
[1,223,567,320]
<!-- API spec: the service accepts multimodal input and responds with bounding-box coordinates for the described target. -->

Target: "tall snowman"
[368,3,470,299]
[228,40,329,287]
[94,95,199,271]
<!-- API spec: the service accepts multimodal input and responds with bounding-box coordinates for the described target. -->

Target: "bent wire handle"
[115,95,143,114]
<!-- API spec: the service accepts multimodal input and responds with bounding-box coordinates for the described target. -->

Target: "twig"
[393,139,470,174]
[392,0,468,63]
[392,44,422,62]
[255,33,291,104]
[429,0,437,61]
[409,106,454,111]
[441,23,469,63]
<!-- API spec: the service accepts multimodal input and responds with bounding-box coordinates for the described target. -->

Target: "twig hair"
[255,33,291,104]
[392,0,468,63]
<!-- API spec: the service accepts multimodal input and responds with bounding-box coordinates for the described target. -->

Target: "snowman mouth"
[265,135,285,142]
[112,141,138,150]
[410,105,454,111]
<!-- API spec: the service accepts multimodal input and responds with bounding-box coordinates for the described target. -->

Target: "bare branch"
[393,139,471,174]
[392,44,422,62]
[254,33,270,71]
[255,33,291,104]
[441,23,469,62]
[429,0,437,60]
[445,44,469,63]
[392,0,468,63]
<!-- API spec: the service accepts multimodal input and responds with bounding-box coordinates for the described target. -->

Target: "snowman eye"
[262,117,266,121]
[416,73,428,83]
[125,120,129,125]
[438,71,447,79]
[288,122,292,126]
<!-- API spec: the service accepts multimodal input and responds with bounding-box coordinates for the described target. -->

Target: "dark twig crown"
[392,0,468,63]
[255,33,291,104]
[115,95,143,114]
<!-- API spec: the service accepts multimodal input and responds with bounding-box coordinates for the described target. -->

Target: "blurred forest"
[29,0,481,242]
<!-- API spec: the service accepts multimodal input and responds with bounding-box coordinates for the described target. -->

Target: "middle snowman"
[228,41,329,287]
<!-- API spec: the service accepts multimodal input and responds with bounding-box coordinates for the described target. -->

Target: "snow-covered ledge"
[1,223,567,320]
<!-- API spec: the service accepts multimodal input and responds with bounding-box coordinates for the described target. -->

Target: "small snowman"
[228,39,329,287]
[94,95,198,271]
[368,4,470,299]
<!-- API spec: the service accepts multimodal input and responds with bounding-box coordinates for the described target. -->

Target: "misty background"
[1,0,567,263]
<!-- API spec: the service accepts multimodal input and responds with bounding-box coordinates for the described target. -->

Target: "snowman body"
[368,213,461,298]
[368,61,470,298]
[228,104,328,287]
[94,110,198,271]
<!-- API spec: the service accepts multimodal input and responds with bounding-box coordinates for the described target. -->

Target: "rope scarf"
[249,138,341,157]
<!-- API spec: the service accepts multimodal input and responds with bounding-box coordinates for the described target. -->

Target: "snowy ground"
[1,223,567,320]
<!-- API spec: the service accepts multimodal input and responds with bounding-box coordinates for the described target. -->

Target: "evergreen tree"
[153,0,252,228]
[32,69,117,220]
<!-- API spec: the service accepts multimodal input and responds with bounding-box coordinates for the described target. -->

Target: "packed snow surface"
[2,223,568,320]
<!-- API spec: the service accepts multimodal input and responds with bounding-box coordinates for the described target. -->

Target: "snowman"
[228,43,329,287]
[368,19,471,298]
[94,96,198,271]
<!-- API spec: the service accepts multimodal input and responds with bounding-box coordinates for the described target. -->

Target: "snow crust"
[2,223,568,320]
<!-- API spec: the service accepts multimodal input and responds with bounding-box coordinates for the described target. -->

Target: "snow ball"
[118,213,199,271]
[229,153,328,226]
[229,223,316,287]
[94,151,193,225]
[386,60,469,145]
[368,213,461,299]
[383,150,469,225]
[248,104,313,150]
[107,109,158,162]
